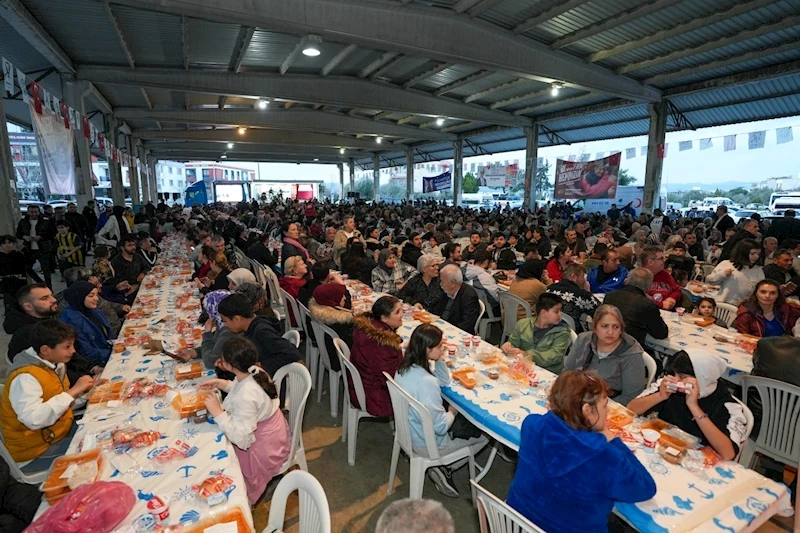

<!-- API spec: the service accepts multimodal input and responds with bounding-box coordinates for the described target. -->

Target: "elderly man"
[683,231,705,260]
[640,246,681,310]
[604,267,669,348]
[763,249,799,296]
[431,264,480,334]
[711,205,735,235]
[766,209,800,244]
[586,249,628,293]
[762,237,778,265]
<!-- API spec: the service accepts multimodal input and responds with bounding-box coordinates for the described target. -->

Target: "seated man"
[546,264,600,333]
[665,242,695,278]
[431,264,480,334]
[108,235,148,303]
[501,293,571,374]
[487,232,517,270]
[603,267,668,349]
[463,250,500,312]
[0,321,94,469]
[586,248,628,294]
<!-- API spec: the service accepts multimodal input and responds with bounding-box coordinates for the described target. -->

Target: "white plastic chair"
[384,372,480,501]
[282,330,301,348]
[263,266,286,320]
[568,329,577,344]
[475,299,486,337]
[642,351,657,388]
[334,338,376,466]
[265,470,331,533]
[560,314,577,332]
[739,376,800,532]
[0,385,50,484]
[472,480,546,533]
[273,363,312,473]
[310,319,343,418]
[498,292,531,345]
[281,288,304,335]
[474,287,501,340]
[714,302,738,328]
[297,302,319,389]
[732,396,754,462]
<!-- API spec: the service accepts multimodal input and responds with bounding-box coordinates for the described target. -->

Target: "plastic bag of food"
[25,481,135,533]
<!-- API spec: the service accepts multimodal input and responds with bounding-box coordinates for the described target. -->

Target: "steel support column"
[0,96,21,233]
[140,146,150,204]
[643,101,668,214]
[348,157,355,192]
[107,117,125,206]
[406,148,414,199]
[337,162,344,201]
[452,139,463,207]
[62,80,94,209]
[523,124,538,212]
[127,136,140,204]
[148,158,158,204]
[372,154,380,202]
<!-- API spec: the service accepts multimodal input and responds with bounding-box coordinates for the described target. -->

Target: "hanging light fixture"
[238,127,246,135]
[376,136,383,144]
[550,82,563,97]
[339,148,345,154]
[436,117,445,127]
[227,142,234,149]
[303,35,322,57]
[221,154,228,159]
[313,158,320,162]
[256,99,268,110]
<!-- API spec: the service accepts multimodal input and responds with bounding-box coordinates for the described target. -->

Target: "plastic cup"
[472,336,481,349]
[642,429,660,453]
[342,274,349,280]
[462,336,472,348]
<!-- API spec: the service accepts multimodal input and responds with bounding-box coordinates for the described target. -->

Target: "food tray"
[606,403,636,427]
[40,449,103,505]
[175,362,203,381]
[179,506,253,533]
[87,380,125,404]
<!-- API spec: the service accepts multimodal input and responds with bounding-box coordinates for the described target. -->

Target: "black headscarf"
[516,259,546,281]
[64,281,106,333]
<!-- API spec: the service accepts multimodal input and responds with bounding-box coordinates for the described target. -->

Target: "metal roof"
[0,0,797,168]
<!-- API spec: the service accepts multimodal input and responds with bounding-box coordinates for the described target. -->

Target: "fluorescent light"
[256,99,268,110]
[313,158,319,162]
[238,127,246,135]
[339,148,345,154]
[436,117,445,126]
[376,136,383,144]
[551,82,563,97]
[221,154,227,159]
[227,142,234,149]
[302,35,322,57]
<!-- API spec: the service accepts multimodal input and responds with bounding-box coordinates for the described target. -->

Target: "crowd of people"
[2,195,799,532]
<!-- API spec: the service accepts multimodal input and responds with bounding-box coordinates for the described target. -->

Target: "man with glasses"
[640,246,681,310]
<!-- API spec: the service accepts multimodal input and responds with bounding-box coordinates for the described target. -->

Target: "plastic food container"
[175,362,203,381]
[40,449,104,505]
[87,380,125,404]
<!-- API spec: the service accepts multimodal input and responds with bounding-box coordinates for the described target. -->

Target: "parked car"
[18,199,48,216]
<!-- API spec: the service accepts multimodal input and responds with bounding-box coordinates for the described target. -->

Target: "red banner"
[554,152,622,200]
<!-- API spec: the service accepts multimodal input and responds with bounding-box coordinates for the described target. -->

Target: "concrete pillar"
[127,136,140,204]
[148,158,158,203]
[348,158,355,192]
[61,80,94,209]
[337,162,343,201]
[643,101,668,214]
[405,148,414,199]
[452,139,463,207]
[0,96,21,233]
[139,145,150,204]
[107,117,125,206]
[372,153,380,202]
[524,124,539,212]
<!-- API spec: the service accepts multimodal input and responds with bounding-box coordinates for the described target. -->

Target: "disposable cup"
[642,429,660,453]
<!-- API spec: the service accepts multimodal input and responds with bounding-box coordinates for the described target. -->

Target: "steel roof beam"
[107,0,660,101]
[588,0,777,63]
[664,58,800,97]
[76,66,532,126]
[513,0,589,35]
[279,35,308,76]
[467,0,506,17]
[534,98,638,123]
[489,87,549,109]
[617,15,800,74]
[515,92,594,116]
[143,141,372,158]
[403,62,452,89]
[0,0,75,74]
[359,52,399,78]
[369,54,407,81]
[133,128,389,149]
[150,151,348,163]
[452,0,482,14]
[321,44,356,76]
[434,70,492,96]
[551,0,684,49]
[464,78,530,103]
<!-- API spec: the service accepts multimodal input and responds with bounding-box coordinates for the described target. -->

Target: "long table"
[35,234,254,531]
[346,280,792,533]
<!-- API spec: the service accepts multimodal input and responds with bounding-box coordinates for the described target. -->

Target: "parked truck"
[184,180,249,206]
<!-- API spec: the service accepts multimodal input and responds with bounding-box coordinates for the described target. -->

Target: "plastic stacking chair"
[310,320,343,418]
[714,302,738,328]
[642,352,657,387]
[560,314,577,332]
[739,376,799,532]
[0,385,50,484]
[281,288,303,335]
[474,288,501,340]
[475,299,486,337]
[273,363,312,473]
[265,470,331,533]
[384,372,481,501]
[334,338,376,466]
[263,266,285,321]
[498,292,531,345]
[471,480,546,533]
[297,302,319,389]
[282,330,301,349]
[732,396,754,462]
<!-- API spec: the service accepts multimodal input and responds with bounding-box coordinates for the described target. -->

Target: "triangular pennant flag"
[30,80,42,114]
[2,57,13,95]
[625,148,636,159]
[595,152,604,160]
[724,135,736,152]
[700,138,713,150]
[640,146,647,156]
[52,96,60,117]
[43,89,51,113]
[776,127,793,145]
[579,154,590,162]
[748,131,765,150]
[679,140,692,151]
[82,116,90,138]
[60,102,69,128]
[567,155,576,162]
[16,69,28,103]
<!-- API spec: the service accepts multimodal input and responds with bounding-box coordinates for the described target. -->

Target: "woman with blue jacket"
[60,281,115,365]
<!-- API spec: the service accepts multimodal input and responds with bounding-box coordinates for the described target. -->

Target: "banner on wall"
[554,151,621,200]
[29,101,76,195]
[477,165,506,187]
[422,171,451,193]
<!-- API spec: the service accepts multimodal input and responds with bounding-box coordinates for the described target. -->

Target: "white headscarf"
[687,352,727,398]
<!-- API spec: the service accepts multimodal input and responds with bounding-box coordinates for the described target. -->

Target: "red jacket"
[647,270,682,309]
[279,276,307,326]
[734,302,800,338]
[349,314,403,418]
[546,259,564,283]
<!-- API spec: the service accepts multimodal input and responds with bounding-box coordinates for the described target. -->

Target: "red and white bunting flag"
[60,102,69,129]
[30,80,42,114]
[82,116,90,138]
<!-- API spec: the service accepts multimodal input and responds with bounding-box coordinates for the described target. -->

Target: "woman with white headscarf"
[627,351,746,461]
[226,268,256,291]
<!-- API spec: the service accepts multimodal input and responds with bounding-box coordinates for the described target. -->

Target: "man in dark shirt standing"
[109,235,148,301]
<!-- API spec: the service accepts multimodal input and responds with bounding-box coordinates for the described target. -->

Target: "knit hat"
[313,283,347,308]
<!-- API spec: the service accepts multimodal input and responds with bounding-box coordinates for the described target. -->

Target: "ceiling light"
[238,127,246,135]
[302,35,322,57]
[256,99,268,110]
[221,154,228,159]
[550,82,563,97]
[376,136,383,144]
[339,148,345,154]
[227,142,234,149]
[436,117,445,126]
[313,158,319,162]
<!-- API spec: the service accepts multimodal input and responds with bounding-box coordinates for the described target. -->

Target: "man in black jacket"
[432,264,480,334]
[0,459,40,533]
[710,205,735,236]
[603,268,669,349]
[400,232,424,270]
[15,204,54,287]
[762,249,799,296]
[487,232,517,270]
[545,264,600,333]
[217,293,301,376]
[683,232,705,261]
[766,209,800,245]
[246,232,279,268]
[719,218,759,262]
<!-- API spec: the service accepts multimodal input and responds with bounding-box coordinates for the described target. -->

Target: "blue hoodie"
[586,265,628,294]
[506,412,656,533]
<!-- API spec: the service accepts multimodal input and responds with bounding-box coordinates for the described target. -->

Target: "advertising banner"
[478,165,506,187]
[422,171,451,193]
[29,100,76,195]
[554,152,621,200]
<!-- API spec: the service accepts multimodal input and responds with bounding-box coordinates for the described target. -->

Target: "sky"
[235,115,800,191]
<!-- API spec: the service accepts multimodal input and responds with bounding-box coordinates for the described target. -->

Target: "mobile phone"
[784,282,797,292]
[163,350,183,361]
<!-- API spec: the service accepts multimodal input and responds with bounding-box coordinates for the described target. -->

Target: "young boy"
[672,270,694,313]
[54,221,84,275]
[0,320,94,467]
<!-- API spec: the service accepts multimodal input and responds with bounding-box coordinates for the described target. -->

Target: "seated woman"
[564,304,646,406]
[545,244,573,284]
[341,240,376,287]
[177,289,236,367]
[279,256,308,300]
[59,281,115,365]
[309,283,354,373]
[706,239,764,306]
[507,370,656,533]
[395,323,488,498]
[196,251,232,294]
[508,259,548,319]
[280,221,314,271]
[734,279,800,338]
[227,268,256,291]
[398,255,444,311]
[372,249,409,296]
[349,296,404,418]
[627,351,746,461]
[501,293,571,374]
[237,282,276,320]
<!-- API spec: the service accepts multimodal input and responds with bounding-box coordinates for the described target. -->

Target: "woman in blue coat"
[507,370,656,533]
[60,281,115,365]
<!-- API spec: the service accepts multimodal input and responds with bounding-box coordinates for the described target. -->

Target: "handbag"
[448,412,482,440]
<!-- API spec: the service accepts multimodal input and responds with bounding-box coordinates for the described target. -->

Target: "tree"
[354,178,374,199]
[462,172,479,194]
[617,169,638,186]
[729,187,748,197]
[379,181,405,200]
[534,160,552,199]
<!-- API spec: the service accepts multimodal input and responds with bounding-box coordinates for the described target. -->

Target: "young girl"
[695,297,716,319]
[202,338,291,503]
[394,324,487,498]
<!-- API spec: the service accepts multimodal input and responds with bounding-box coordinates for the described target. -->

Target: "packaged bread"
[452,367,477,389]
